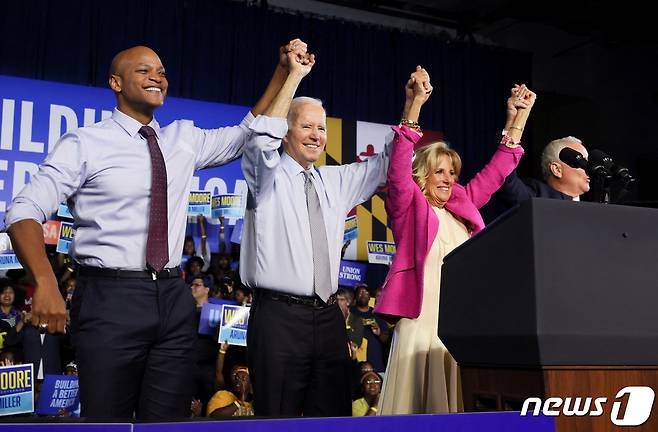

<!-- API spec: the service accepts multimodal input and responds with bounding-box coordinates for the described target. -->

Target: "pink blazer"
[374,126,524,321]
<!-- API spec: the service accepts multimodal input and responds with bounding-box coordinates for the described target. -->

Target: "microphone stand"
[590,170,612,204]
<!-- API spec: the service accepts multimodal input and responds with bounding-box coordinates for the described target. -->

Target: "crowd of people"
[0,238,390,418]
[0,36,592,420]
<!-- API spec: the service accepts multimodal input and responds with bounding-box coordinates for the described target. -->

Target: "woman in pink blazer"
[375,68,536,415]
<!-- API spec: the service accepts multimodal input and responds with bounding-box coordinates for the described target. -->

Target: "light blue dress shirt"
[240,115,391,296]
[4,108,254,270]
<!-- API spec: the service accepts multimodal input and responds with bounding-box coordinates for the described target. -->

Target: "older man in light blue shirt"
[240,62,391,415]
[4,41,310,420]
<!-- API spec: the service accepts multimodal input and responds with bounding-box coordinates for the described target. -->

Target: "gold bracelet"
[509,125,524,131]
[201,235,207,239]
[219,350,227,355]
[369,406,378,412]
[399,119,421,130]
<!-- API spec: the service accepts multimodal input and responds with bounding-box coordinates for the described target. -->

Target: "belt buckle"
[151,271,157,281]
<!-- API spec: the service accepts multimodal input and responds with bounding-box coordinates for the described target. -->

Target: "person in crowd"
[232,285,250,305]
[350,284,389,371]
[185,256,206,284]
[206,365,254,417]
[64,361,78,376]
[241,49,399,417]
[183,215,211,272]
[190,276,211,309]
[352,371,382,416]
[4,39,312,419]
[190,275,218,413]
[0,280,26,332]
[497,87,588,203]
[0,348,20,366]
[206,342,254,417]
[375,67,535,414]
[337,287,364,358]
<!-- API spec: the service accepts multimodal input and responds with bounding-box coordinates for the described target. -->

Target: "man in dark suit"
[497,135,590,205]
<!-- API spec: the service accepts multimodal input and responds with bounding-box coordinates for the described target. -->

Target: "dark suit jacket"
[497,170,572,206]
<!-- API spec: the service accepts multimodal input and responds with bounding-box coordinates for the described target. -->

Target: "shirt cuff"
[241,111,255,127]
[249,115,288,139]
[392,125,423,144]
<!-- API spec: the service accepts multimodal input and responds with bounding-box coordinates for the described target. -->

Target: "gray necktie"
[303,170,332,302]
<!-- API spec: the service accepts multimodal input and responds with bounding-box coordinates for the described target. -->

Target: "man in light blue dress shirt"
[4,41,310,419]
[240,53,392,416]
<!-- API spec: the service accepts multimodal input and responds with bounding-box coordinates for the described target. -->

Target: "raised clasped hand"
[508,84,537,113]
[280,38,315,78]
[406,65,433,104]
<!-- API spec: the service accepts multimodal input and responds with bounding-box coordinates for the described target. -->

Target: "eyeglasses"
[364,379,381,385]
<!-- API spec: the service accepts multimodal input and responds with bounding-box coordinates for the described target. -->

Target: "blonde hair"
[412,141,461,195]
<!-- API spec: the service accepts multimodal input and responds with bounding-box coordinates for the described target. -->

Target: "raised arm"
[195,40,314,169]
[241,44,315,205]
[386,67,433,218]
[464,85,536,208]
[250,39,308,117]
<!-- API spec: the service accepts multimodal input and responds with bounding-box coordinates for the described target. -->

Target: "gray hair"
[540,136,583,180]
[287,96,324,127]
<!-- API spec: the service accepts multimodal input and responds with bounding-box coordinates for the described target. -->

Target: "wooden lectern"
[439,198,658,432]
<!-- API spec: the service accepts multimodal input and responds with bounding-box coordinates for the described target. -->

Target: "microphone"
[558,147,588,170]
[559,147,610,178]
[589,149,636,188]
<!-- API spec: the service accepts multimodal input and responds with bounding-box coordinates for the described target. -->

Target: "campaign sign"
[0,233,21,270]
[56,204,73,219]
[35,374,79,416]
[211,194,244,219]
[218,304,250,346]
[56,221,74,254]
[230,219,243,244]
[188,191,211,218]
[198,299,239,336]
[343,215,358,242]
[0,363,33,417]
[366,241,396,265]
[42,220,61,246]
[338,260,368,287]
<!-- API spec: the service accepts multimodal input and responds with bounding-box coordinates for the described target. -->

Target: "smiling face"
[1,286,15,308]
[425,155,456,208]
[109,46,168,123]
[283,103,327,169]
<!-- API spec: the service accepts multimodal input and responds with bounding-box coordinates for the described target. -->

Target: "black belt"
[78,266,183,280]
[256,289,337,309]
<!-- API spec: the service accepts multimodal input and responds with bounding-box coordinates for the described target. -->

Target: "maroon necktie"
[139,126,169,273]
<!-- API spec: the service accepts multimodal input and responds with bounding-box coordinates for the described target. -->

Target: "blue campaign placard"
[35,374,79,416]
[56,221,74,254]
[187,191,212,218]
[56,204,73,219]
[0,233,21,270]
[343,215,358,242]
[198,299,239,336]
[230,219,243,244]
[218,304,250,346]
[366,241,396,265]
[338,260,368,286]
[211,194,244,219]
[0,363,34,417]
